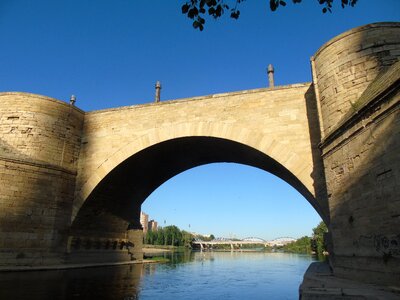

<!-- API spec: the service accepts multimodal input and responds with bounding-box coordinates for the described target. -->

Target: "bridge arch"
[75,122,316,213]
[74,121,322,222]
[71,123,328,244]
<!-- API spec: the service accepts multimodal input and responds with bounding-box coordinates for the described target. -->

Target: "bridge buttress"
[313,22,400,286]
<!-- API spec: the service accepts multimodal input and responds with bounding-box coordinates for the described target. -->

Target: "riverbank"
[143,244,176,254]
[300,262,400,299]
[0,246,179,272]
[0,258,164,272]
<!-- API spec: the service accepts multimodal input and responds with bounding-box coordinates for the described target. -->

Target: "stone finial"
[70,95,76,106]
[267,64,275,88]
[155,81,161,103]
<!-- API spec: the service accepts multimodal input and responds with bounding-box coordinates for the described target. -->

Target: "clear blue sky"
[1,1,398,240]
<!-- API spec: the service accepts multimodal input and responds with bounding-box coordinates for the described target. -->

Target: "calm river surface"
[0,251,315,300]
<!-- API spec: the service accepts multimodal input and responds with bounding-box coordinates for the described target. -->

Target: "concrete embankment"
[0,247,174,272]
[300,262,400,299]
[0,258,164,272]
[143,247,172,254]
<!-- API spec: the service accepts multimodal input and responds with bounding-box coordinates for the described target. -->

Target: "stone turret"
[0,92,85,266]
[312,22,400,137]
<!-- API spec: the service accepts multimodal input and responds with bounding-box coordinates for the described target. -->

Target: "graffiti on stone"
[373,234,400,256]
[354,234,400,257]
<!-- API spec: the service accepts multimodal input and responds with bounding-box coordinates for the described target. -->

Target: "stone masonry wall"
[74,84,322,222]
[315,23,400,286]
[0,93,84,265]
[321,88,399,286]
[65,229,143,264]
[0,93,84,169]
[312,22,400,137]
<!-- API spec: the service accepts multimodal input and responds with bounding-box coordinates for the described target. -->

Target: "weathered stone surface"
[300,262,400,299]
[312,22,400,137]
[75,83,319,214]
[0,94,84,266]
[313,23,400,286]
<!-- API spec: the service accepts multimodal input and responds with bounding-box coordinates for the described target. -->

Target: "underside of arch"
[70,136,327,240]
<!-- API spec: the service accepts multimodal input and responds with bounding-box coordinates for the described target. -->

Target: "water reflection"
[0,264,143,300]
[0,251,314,300]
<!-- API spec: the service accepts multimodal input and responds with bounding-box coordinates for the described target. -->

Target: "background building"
[148,220,158,232]
[140,211,149,233]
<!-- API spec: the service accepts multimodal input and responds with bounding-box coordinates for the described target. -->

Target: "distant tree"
[282,236,312,254]
[160,225,182,246]
[144,225,196,247]
[182,230,195,247]
[311,221,328,257]
[156,227,165,245]
[182,0,358,31]
[195,234,215,242]
[144,230,156,244]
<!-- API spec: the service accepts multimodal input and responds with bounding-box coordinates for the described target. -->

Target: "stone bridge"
[0,23,399,287]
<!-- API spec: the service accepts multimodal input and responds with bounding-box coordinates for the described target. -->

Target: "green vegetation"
[144,225,189,247]
[144,225,214,247]
[281,236,312,254]
[281,221,328,258]
[182,0,358,31]
[311,221,328,257]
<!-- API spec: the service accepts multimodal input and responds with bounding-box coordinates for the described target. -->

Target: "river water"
[0,251,315,300]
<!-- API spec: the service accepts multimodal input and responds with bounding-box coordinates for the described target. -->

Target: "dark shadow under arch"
[71,137,327,238]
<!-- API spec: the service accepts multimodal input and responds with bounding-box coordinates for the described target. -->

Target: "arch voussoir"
[73,121,316,223]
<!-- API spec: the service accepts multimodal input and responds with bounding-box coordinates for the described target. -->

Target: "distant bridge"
[192,237,297,250]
